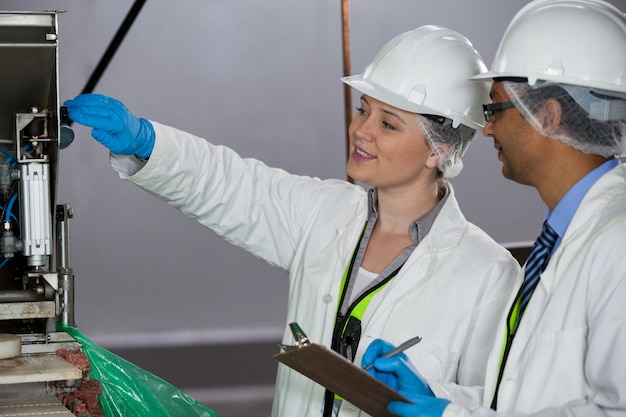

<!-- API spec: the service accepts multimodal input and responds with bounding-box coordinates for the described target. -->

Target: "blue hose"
[5,193,18,223]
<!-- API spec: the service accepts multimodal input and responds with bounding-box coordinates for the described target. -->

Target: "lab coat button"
[322,294,333,304]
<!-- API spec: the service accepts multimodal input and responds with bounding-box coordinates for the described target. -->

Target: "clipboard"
[273,323,411,417]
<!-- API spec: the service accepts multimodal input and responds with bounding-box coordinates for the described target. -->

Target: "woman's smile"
[353,145,376,162]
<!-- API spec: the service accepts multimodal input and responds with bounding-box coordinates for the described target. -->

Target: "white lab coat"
[433,163,626,417]
[110,122,520,417]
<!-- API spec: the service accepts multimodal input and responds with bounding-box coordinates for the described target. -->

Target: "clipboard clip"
[278,322,311,351]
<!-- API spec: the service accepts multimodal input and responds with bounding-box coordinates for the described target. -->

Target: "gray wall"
[2,0,625,349]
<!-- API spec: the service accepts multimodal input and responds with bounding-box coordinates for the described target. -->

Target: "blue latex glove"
[388,394,450,417]
[362,339,434,397]
[64,94,155,160]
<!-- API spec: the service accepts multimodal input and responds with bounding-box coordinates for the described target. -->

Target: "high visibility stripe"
[491,287,522,409]
[331,223,400,403]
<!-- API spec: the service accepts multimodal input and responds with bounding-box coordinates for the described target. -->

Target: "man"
[362,0,626,416]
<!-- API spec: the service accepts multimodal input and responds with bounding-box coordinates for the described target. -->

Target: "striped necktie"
[491,221,559,409]
[517,221,559,326]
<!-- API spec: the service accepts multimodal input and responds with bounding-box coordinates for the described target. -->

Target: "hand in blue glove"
[64,94,155,160]
[362,339,434,397]
[388,394,450,417]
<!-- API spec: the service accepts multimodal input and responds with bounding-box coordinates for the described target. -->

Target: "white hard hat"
[473,0,626,94]
[342,25,489,131]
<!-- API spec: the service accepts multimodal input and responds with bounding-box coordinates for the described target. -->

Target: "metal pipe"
[341,0,354,183]
[0,290,41,303]
[55,204,75,327]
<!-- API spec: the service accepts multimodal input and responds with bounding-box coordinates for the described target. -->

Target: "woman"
[65,25,519,417]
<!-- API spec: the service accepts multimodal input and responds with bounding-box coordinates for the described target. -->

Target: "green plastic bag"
[57,322,218,417]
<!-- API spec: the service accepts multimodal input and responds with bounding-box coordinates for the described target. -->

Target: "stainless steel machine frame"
[0,10,82,415]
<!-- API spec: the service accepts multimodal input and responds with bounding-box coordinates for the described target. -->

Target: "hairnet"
[503,81,626,157]
[414,114,477,178]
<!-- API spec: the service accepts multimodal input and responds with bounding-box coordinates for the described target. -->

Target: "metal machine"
[0,10,83,416]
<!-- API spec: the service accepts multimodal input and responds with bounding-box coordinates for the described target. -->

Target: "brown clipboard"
[274,343,411,417]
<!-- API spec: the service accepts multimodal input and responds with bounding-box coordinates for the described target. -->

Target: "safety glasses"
[483,101,516,122]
